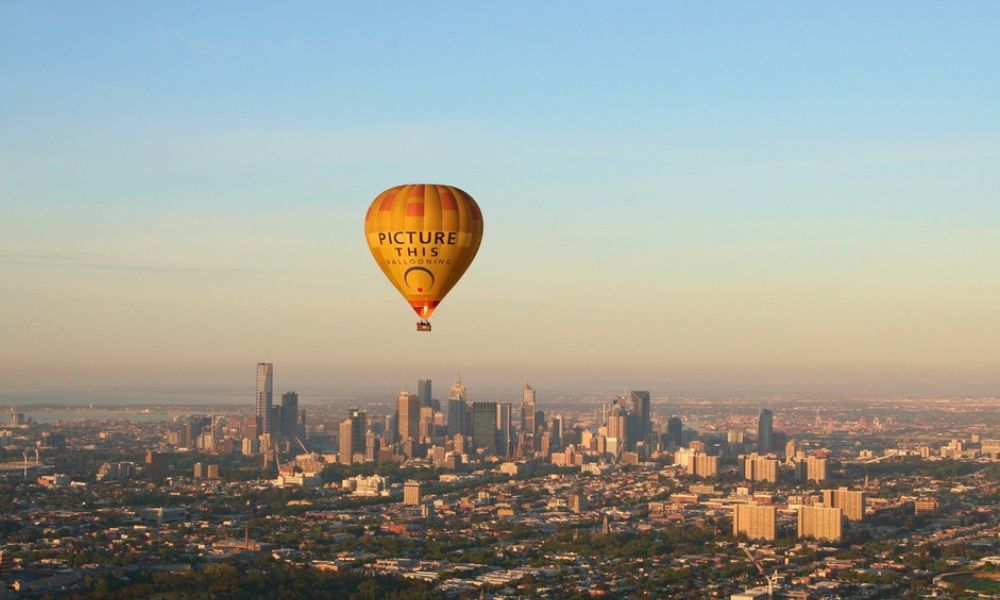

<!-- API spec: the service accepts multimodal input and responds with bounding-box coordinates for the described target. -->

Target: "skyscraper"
[629,390,651,441]
[256,363,274,436]
[335,411,365,463]
[448,398,466,437]
[384,413,397,443]
[521,384,536,436]
[550,415,563,452]
[418,406,435,441]
[349,408,366,456]
[418,379,433,408]
[472,401,498,455]
[519,386,536,458]
[280,391,299,439]
[450,375,466,402]
[667,416,683,447]
[448,375,467,437]
[496,403,512,458]
[606,401,628,458]
[144,450,169,482]
[339,419,354,465]
[397,391,420,442]
[757,409,773,453]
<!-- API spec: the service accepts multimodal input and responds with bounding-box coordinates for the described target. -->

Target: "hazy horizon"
[2,365,998,405]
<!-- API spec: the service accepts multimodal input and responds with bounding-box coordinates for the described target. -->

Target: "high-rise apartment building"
[742,453,779,484]
[472,402,499,455]
[806,456,828,484]
[733,503,777,541]
[757,409,773,453]
[403,480,422,505]
[823,487,865,521]
[797,505,842,542]
[785,439,798,464]
[397,391,420,442]
[256,363,274,436]
[687,452,718,478]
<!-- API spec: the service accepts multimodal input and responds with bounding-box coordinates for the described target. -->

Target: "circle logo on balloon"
[403,267,435,293]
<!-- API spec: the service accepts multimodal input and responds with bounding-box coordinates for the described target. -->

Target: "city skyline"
[2,363,999,597]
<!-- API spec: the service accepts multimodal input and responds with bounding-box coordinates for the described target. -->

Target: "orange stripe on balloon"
[406,201,425,217]
[380,191,396,211]
[439,188,457,210]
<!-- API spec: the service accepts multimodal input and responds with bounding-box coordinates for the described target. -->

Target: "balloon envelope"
[364,184,483,320]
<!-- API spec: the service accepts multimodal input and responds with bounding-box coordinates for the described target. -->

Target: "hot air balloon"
[364,184,483,331]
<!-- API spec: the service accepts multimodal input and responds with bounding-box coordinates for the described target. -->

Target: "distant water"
[26,409,195,424]
[0,389,249,408]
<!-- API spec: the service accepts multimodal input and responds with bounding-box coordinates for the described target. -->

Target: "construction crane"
[739,545,780,598]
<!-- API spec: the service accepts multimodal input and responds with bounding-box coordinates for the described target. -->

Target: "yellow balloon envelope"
[364,184,483,328]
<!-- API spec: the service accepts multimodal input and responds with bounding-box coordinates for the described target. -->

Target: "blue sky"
[2,2,998,395]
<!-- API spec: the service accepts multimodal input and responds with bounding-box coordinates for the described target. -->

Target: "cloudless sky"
[2,2,999,397]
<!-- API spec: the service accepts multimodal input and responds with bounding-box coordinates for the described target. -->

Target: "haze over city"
[3,2,999,397]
